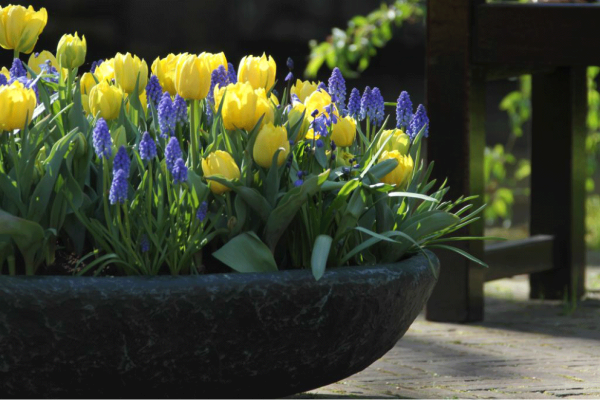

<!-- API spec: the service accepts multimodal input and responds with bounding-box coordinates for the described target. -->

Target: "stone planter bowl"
[0,251,439,398]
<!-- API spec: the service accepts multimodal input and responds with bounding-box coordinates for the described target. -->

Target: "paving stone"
[300,264,600,399]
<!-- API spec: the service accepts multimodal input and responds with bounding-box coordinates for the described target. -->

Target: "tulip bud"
[0,5,47,54]
[291,79,319,103]
[253,123,290,169]
[114,52,148,94]
[175,53,211,100]
[93,58,115,83]
[151,53,182,96]
[335,150,356,169]
[378,150,414,188]
[88,80,123,121]
[56,32,86,69]
[377,129,410,155]
[331,116,356,147]
[0,80,37,131]
[238,53,276,91]
[214,82,274,131]
[201,150,241,195]
[200,52,228,73]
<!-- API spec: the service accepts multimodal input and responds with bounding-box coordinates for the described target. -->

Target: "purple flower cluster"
[196,201,208,222]
[359,86,384,125]
[328,67,346,109]
[140,234,150,253]
[346,88,361,119]
[395,91,413,131]
[171,158,188,184]
[0,74,6,86]
[227,63,237,84]
[139,132,157,161]
[173,94,187,125]
[9,59,26,79]
[146,75,163,107]
[113,146,130,175]
[317,82,327,92]
[90,59,104,74]
[208,65,229,104]
[164,137,182,174]
[92,118,113,159]
[109,169,128,205]
[158,92,176,137]
[408,104,429,139]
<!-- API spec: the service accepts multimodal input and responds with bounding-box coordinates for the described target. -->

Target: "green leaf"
[213,232,278,273]
[311,234,332,281]
[0,209,45,274]
[426,244,489,268]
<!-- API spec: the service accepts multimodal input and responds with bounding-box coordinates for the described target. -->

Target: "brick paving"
[293,261,600,399]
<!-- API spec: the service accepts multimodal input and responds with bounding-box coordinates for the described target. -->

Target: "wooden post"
[530,67,587,300]
[425,0,486,322]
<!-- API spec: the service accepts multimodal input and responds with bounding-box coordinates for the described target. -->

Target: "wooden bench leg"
[530,67,586,300]
[425,0,486,322]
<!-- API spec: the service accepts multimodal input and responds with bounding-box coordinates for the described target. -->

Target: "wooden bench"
[425,0,598,322]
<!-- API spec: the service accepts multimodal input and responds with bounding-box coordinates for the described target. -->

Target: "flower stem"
[190,99,198,171]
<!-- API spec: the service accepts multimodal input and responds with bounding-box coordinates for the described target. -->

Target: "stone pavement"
[294,261,600,399]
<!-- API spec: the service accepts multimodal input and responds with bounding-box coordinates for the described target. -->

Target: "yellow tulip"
[94,58,114,83]
[214,82,274,131]
[175,53,211,100]
[80,72,97,114]
[291,79,319,103]
[335,150,355,168]
[1,66,9,80]
[0,80,37,131]
[0,5,47,54]
[114,52,148,94]
[88,81,123,121]
[200,51,227,72]
[201,150,241,195]
[151,53,182,96]
[331,116,356,147]
[287,102,309,142]
[238,53,276,91]
[56,32,86,69]
[377,129,410,154]
[305,89,338,120]
[27,50,66,77]
[378,150,414,188]
[253,123,290,168]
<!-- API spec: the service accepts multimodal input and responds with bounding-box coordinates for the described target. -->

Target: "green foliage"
[305,0,424,78]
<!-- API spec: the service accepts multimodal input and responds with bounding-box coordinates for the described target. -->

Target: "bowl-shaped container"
[0,251,439,398]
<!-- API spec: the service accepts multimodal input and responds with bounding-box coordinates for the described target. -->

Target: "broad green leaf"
[213,232,278,273]
[311,234,332,281]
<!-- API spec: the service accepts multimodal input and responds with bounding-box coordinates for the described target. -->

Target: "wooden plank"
[529,68,586,300]
[473,4,600,68]
[484,235,554,282]
[425,0,485,323]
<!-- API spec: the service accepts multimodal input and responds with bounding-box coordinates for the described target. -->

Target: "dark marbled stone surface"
[0,251,439,398]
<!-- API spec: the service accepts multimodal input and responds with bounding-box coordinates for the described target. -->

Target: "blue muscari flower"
[208,66,229,103]
[285,72,294,82]
[165,136,182,174]
[317,82,327,92]
[291,93,300,104]
[109,169,128,205]
[91,59,104,74]
[286,57,294,70]
[158,92,176,137]
[328,67,346,109]
[331,140,337,151]
[92,118,112,159]
[171,158,188,184]
[10,59,26,79]
[113,146,130,176]
[311,114,329,138]
[370,87,385,126]
[0,74,6,85]
[408,104,429,139]
[346,88,361,119]
[227,63,237,84]
[140,234,150,253]
[359,86,372,121]
[324,103,338,125]
[196,201,208,221]
[395,91,413,131]
[294,179,303,187]
[40,60,59,84]
[173,94,188,125]
[146,75,163,107]
[316,139,324,148]
[139,131,157,161]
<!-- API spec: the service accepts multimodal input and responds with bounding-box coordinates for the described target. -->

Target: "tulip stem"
[190,99,198,171]
[13,49,19,60]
